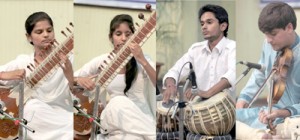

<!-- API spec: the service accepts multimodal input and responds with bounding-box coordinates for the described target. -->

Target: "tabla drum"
[186,132,232,140]
[0,88,19,140]
[156,100,179,132]
[184,91,235,135]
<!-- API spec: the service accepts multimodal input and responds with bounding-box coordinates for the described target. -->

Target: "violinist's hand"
[76,75,97,91]
[236,100,249,109]
[259,109,275,124]
[0,69,26,80]
[259,109,291,124]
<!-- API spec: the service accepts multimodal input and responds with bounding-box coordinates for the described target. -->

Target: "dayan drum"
[0,88,19,140]
[184,91,235,136]
[156,100,179,132]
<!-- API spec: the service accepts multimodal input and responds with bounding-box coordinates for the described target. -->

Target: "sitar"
[0,23,73,139]
[73,5,156,136]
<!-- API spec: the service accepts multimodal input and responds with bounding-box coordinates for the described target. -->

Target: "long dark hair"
[109,14,138,95]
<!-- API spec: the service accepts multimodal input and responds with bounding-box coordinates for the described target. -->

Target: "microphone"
[0,101,5,110]
[73,97,80,106]
[189,63,198,95]
[239,61,266,71]
[156,84,160,95]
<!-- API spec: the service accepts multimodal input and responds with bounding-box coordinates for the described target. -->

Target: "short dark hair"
[199,4,229,37]
[258,2,296,33]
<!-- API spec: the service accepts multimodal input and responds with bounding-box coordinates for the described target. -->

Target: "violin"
[267,47,293,134]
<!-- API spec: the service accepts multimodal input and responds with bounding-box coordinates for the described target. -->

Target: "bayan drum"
[184,91,235,135]
[186,132,232,140]
[156,100,179,132]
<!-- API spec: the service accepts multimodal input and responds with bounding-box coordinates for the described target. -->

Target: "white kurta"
[163,37,236,98]
[75,54,156,139]
[0,54,73,140]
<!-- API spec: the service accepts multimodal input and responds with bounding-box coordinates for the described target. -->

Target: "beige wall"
[0,0,73,65]
[236,0,300,98]
[73,5,156,71]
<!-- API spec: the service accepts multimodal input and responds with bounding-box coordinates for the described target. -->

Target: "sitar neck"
[26,33,74,88]
[96,11,156,88]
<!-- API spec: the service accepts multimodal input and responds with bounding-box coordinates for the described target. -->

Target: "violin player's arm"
[282,100,300,117]
[270,109,291,119]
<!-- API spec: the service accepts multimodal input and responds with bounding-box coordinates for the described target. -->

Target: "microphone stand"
[18,80,25,140]
[73,85,107,140]
[171,79,189,140]
[178,85,185,140]
[235,67,251,86]
[0,109,35,134]
[91,84,101,140]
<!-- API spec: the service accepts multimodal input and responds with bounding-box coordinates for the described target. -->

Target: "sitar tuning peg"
[66,27,72,33]
[54,39,60,46]
[110,52,115,56]
[104,60,108,65]
[69,22,74,27]
[27,65,33,72]
[138,13,145,21]
[34,58,40,65]
[30,63,35,69]
[100,64,104,69]
[108,55,113,60]
[61,31,67,37]
[145,4,152,11]
[135,22,140,28]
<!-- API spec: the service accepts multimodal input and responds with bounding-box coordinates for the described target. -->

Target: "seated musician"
[162,4,236,138]
[236,2,300,139]
[74,14,156,139]
[0,12,74,139]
